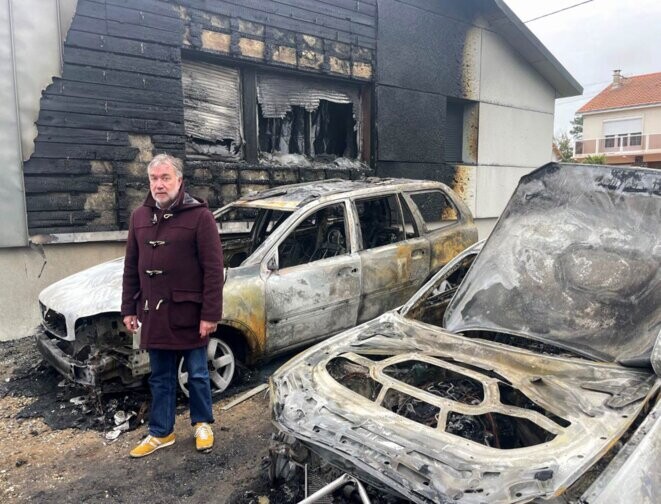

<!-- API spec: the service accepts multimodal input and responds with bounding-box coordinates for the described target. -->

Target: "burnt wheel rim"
[177,337,235,397]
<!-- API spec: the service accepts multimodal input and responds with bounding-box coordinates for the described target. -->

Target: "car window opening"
[355,195,405,248]
[405,253,477,325]
[408,190,459,230]
[277,203,348,269]
[216,206,293,268]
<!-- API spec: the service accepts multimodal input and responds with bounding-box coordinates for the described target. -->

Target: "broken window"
[406,252,477,326]
[277,203,349,269]
[215,205,293,268]
[408,190,459,229]
[182,60,243,160]
[256,73,360,162]
[355,194,406,249]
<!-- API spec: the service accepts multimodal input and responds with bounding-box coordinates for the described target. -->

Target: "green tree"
[553,132,574,162]
[570,115,583,140]
[583,154,606,164]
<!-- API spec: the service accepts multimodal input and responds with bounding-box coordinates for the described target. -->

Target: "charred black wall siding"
[374,0,480,187]
[24,0,186,235]
[24,0,376,236]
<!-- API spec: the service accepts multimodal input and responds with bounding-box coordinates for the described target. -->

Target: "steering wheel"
[326,226,346,247]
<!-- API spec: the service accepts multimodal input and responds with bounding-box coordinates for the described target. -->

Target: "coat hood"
[444,163,661,365]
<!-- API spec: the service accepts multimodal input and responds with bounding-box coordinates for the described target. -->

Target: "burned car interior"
[277,204,348,268]
[270,163,661,503]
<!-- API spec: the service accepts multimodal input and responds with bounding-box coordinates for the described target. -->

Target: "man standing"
[121,154,223,458]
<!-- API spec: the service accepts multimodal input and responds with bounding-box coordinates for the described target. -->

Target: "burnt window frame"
[254,72,366,163]
[180,50,373,166]
[353,193,411,250]
[272,200,353,271]
[405,189,462,233]
[181,57,245,161]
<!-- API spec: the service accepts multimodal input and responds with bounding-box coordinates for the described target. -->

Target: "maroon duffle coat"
[121,186,223,350]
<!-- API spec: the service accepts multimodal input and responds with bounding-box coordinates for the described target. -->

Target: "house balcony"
[574,133,661,163]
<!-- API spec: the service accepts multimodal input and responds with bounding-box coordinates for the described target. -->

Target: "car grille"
[40,302,67,338]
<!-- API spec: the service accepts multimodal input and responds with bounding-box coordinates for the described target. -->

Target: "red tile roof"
[578,72,661,113]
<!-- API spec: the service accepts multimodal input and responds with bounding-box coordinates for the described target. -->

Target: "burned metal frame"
[269,164,661,504]
[271,312,659,503]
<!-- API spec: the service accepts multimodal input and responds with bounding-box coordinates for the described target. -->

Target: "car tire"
[177,337,236,397]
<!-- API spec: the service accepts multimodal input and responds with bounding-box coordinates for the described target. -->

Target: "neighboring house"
[0,0,581,340]
[575,70,661,168]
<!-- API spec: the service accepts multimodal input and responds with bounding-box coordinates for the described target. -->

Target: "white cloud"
[504,0,661,134]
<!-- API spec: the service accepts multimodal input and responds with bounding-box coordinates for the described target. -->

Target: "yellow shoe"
[129,433,176,458]
[194,422,214,453]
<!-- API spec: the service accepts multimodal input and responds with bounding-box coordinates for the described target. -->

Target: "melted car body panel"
[271,312,658,504]
[445,163,661,364]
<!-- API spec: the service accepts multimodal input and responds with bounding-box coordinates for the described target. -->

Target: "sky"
[504,0,661,137]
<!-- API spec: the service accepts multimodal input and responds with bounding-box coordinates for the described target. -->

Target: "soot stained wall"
[374,0,481,188]
[23,0,376,236]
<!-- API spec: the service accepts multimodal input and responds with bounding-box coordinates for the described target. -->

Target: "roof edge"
[579,101,661,115]
[492,0,583,98]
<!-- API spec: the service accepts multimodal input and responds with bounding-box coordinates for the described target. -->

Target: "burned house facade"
[1,0,580,339]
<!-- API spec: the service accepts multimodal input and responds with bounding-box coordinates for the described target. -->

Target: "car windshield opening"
[404,253,477,326]
[216,205,293,268]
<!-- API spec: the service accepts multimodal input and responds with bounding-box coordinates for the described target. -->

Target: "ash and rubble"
[1,337,395,504]
[0,337,270,438]
[1,337,150,435]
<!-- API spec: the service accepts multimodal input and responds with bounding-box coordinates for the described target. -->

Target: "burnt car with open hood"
[35,177,477,395]
[269,163,661,503]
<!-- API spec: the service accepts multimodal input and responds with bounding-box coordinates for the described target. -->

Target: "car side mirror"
[266,256,278,272]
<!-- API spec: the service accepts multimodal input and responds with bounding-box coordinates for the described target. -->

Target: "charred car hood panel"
[39,257,123,339]
[271,313,658,503]
[444,164,661,364]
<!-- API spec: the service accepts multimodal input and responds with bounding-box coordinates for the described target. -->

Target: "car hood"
[39,257,123,339]
[271,312,659,503]
[444,163,661,364]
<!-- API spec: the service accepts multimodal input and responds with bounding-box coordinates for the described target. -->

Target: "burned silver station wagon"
[35,178,477,395]
[270,163,661,503]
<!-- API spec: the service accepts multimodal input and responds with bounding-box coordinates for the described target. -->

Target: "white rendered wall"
[471,28,557,219]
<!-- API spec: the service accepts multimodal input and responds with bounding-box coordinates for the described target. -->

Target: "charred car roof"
[224,177,449,210]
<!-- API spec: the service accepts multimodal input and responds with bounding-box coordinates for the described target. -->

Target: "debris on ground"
[222,383,269,411]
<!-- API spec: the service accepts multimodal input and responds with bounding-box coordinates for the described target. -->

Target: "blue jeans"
[148,347,214,437]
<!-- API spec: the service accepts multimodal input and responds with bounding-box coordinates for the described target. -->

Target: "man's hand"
[199,320,218,339]
[123,315,139,332]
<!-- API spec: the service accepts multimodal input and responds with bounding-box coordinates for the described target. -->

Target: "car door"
[404,189,478,272]
[264,201,361,354]
[355,193,430,323]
